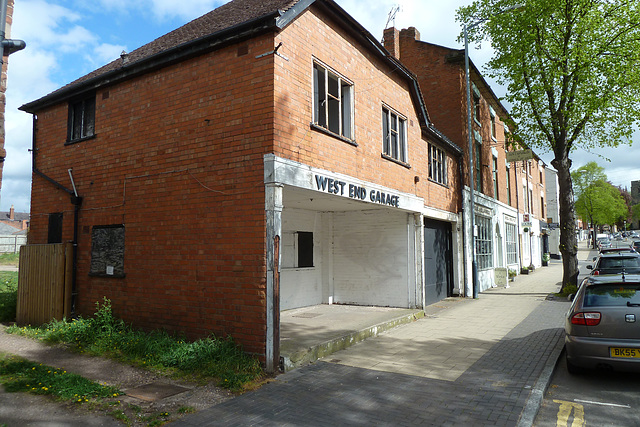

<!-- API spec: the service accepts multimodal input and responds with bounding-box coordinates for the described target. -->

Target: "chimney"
[9,205,14,220]
[383,27,400,59]
[400,27,421,42]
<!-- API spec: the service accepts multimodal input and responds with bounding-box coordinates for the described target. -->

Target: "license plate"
[610,347,640,358]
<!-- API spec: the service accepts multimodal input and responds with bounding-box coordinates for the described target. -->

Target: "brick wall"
[388,27,512,210]
[274,10,460,213]
[30,33,277,356]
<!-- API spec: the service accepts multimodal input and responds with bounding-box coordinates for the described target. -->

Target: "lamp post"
[464,4,523,299]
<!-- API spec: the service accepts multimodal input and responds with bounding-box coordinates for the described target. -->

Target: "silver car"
[565,274,640,373]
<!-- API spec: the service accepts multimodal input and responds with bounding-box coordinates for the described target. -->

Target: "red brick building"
[20,0,463,371]
[384,27,548,291]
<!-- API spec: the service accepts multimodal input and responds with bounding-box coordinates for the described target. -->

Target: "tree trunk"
[552,156,579,292]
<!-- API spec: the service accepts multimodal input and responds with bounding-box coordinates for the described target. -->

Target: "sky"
[3,0,639,213]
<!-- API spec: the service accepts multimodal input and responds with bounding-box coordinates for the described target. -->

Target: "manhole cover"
[292,313,322,318]
[125,382,190,402]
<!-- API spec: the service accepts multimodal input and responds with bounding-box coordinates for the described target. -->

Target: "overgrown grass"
[556,284,578,298]
[0,253,19,265]
[7,298,264,391]
[0,354,121,401]
[0,271,18,322]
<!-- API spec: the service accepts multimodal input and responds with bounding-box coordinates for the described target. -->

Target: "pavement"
[0,243,596,426]
[172,244,596,427]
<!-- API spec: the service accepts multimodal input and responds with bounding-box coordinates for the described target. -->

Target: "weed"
[0,355,122,401]
[177,406,196,414]
[6,298,264,391]
[0,271,18,322]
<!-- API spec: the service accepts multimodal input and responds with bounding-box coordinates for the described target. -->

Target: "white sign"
[506,149,534,163]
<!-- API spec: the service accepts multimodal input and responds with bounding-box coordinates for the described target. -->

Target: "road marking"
[554,400,585,427]
[574,399,631,409]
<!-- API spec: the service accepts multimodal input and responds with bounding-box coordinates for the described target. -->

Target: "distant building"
[0,205,28,253]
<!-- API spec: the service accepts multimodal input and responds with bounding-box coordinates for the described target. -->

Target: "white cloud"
[12,1,83,48]
[148,0,222,21]
[88,43,128,69]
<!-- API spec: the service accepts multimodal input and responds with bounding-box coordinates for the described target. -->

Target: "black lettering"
[315,175,328,191]
[338,181,346,195]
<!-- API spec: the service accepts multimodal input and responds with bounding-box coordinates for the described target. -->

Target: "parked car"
[586,253,640,276]
[597,238,612,250]
[599,247,636,255]
[633,240,640,253]
[565,274,640,373]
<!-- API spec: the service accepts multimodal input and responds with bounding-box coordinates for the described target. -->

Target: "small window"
[297,232,314,268]
[428,144,447,185]
[382,106,407,163]
[473,93,481,123]
[282,231,314,268]
[490,110,497,139]
[313,62,353,140]
[48,212,63,244]
[68,95,96,142]
[90,225,125,277]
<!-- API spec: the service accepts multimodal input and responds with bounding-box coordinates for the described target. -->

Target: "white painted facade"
[265,154,461,311]
[462,187,521,295]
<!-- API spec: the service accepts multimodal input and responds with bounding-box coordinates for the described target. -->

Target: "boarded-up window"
[48,213,63,244]
[90,225,125,277]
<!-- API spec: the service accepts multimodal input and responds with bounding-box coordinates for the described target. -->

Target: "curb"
[517,318,566,426]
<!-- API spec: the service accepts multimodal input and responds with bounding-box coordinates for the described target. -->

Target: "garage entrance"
[423,218,453,305]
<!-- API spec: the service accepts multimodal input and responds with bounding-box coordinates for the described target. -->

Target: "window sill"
[428,178,449,189]
[89,272,126,278]
[66,134,97,146]
[310,123,357,147]
[381,153,411,169]
[281,266,316,271]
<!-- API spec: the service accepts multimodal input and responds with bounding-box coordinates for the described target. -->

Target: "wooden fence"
[16,243,73,325]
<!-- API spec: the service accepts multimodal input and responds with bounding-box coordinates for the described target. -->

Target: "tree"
[572,163,627,247]
[457,0,640,292]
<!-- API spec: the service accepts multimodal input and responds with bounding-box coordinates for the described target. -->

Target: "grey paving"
[172,245,590,426]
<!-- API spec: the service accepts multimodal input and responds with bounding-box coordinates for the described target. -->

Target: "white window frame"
[475,214,493,270]
[313,61,354,140]
[505,221,518,265]
[382,105,408,163]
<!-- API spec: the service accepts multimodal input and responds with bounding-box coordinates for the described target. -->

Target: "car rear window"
[584,284,640,307]
[597,257,640,274]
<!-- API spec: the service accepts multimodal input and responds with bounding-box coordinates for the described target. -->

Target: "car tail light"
[593,270,600,275]
[571,312,601,326]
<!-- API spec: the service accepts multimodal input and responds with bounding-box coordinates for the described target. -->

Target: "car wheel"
[565,353,584,375]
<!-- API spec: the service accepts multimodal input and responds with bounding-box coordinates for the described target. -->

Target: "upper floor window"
[428,144,447,185]
[382,106,407,163]
[313,62,353,140]
[472,84,481,124]
[68,95,95,142]
[490,107,497,139]
[492,156,499,199]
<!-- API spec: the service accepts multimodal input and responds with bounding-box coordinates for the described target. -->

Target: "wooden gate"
[16,243,73,325]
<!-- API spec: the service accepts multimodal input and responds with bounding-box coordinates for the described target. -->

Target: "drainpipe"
[459,154,468,296]
[31,115,82,315]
